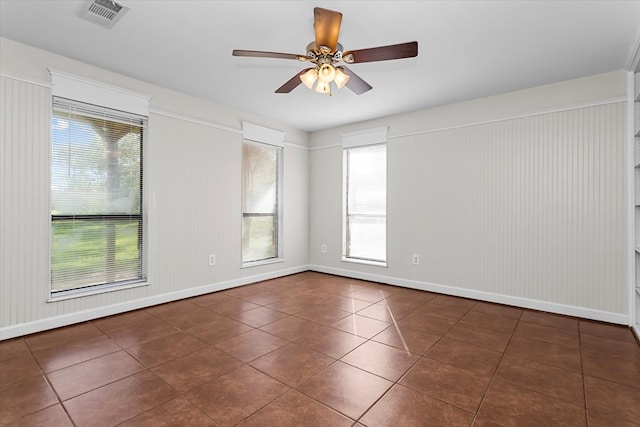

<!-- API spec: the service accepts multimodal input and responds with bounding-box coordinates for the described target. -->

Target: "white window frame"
[341,127,388,267]
[241,122,285,267]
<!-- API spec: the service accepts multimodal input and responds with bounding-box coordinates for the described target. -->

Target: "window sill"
[341,257,388,268]
[47,280,150,303]
[241,258,285,269]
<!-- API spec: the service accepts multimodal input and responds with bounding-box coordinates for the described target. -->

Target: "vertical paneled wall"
[0,73,310,335]
[146,114,242,291]
[310,101,628,317]
[388,103,626,314]
[0,76,51,326]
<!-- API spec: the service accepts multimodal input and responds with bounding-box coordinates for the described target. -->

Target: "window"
[342,128,387,265]
[241,141,282,264]
[51,98,146,295]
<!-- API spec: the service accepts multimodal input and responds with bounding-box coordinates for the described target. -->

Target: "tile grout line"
[468,309,523,426]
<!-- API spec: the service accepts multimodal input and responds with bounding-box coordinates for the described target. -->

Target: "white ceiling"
[1,0,639,132]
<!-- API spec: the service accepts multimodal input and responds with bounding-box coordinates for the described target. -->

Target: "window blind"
[51,97,146,293]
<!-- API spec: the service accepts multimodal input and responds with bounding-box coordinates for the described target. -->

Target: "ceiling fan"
[232,7,418,95]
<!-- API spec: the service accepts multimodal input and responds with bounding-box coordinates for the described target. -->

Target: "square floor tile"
[579,321,637,343]
[227,306,290,328]
[397,311,457,336]
[188,292,237,309]
[295,361,393,420]
[238,390,354,427]
[209,299,260,317]
[296,306,352,325]
[476,379,586,426]
[340,340,419,381]
[400,358,490,412]
[63,370,176,426]
[470,301,523,320]
[32,335,121,373]
[587,408,639,427]
[0,376,58,426]
[185,316,253,345]
[494,354,584,404]
[103,318,180,348]
[215,329,288,362]
[259,316,323,341]
[330,315,390,339]
[459,311,518,334]
[520,310,578,331]
[0,353,43,387]
[429,295,476,310]
[425,337,502,379]
[187,365,289,427]
[3,403,73,427]
[580,333,640,361]
[250,343,334,387]
[92,310,160,333]
[0,339,30,362]
[47,350,144,401]
[360,384,474,427]
[126,332,207,367]
[505,335,581,372]
[582,350,640,388]
[514,322,580,348]
[415,302,469,322]
[24,323,104,352]
[295,326,366,359]
[372,325,440,355]
[266,296,318,315]
[152,346,243,393]
[146,300,198,318]
[323,295,373,313]
[119,397,216,426]
[238,290,282,306]
[160,306,226,330]
[356,303,413,323]
[584,375,640,426]
[444,322,512,352]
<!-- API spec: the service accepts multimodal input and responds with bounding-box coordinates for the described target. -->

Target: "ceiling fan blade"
[275,68,313,93]
[314,7,342,52]
[343,41,418,63]
[340,66,372,95]
[232,50,303,61]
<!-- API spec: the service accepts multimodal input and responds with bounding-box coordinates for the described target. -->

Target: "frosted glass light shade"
[300,68,318,89]
[315,80,330,94]
[334,68,350,89]
[318,64,336,83]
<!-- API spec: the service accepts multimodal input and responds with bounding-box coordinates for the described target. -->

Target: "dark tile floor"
[1,272,638,426]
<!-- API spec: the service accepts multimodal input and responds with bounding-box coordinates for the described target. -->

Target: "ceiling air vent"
[80,0,129,29]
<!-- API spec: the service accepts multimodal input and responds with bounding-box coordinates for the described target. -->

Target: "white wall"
[309,70,630,324]
[0,38,309,339]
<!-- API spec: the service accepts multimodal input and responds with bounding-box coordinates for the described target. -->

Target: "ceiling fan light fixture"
[318,64,336,83]
[315,80,331,94]
[334,67,350,89]
[300,68,318,89]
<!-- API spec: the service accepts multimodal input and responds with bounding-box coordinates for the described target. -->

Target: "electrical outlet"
[321,244,327,254]
[209,254,216,266]
[412,254,420,265]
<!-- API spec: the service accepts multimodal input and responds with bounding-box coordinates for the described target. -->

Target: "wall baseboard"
[0,265,310,341]
[309,265,629,325]
[1,263,630,341]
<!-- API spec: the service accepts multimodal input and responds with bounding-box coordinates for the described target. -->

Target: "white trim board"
[0,265,309,341]
[308,97,627,151]
[309,265,629,325]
